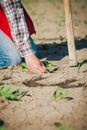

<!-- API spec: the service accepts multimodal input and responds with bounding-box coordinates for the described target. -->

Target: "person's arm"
[0,0,34,57]
[0,0,46,73]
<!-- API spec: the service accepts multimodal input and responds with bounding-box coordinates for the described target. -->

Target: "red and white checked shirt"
[0,0,34,57]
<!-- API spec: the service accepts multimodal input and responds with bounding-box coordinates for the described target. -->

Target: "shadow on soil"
[23,76,87,88]
[37,37,87,61]
[0,119,4,127]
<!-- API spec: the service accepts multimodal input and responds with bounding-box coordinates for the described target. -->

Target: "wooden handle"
[64,0,77,66]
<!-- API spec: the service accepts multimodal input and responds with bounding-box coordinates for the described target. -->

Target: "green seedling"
[0,86,28,100]
[0,127,5,130]
[57,122,72,130]
[78,59,87,71]
[84,19,87,24]
[44,61,52,71]
[59,35,65,42]
[53,87,68,99]
[55,19,64,26]
[0,86,20,100]
[21,62,28,71]
[43,60,58,73]
[81,5,87,9]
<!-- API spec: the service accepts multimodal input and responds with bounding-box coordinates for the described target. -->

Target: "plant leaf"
[78,59,87,71]
[57,93,68,99]
[0,86,20,100]
[0,127,5,130]
[53,87,68,99]
[57,122,73,130]
[5,86,12,93]
[21,62,28,70]
[43,60,58,72]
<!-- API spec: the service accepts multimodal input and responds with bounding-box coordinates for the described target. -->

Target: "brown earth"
[0,0,87,130]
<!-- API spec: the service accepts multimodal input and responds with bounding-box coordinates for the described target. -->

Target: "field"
[0,0,87,130]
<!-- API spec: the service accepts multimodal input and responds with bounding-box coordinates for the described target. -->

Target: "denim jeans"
[0,30,37,67]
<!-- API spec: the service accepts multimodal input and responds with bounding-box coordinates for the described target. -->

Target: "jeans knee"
[9,54,22,66]
[0,53,22,67]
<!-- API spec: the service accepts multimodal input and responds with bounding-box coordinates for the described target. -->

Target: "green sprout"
[78,59,87,71]
[53,87,68,99]
[57,122,72,130]
[0,86,20,100]
[59,35,65,42]
[43,60,58,73]
[0,127,5,130]
[84,19,87,24]
[81,5,87,9]
[0,85,28,100]
[55,19,64,26]
[21,62,28,71]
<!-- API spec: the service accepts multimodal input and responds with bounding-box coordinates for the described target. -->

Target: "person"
[0,0,46,74]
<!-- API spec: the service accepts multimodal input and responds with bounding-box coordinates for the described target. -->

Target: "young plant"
[53,87,68,99]
[57,122,72,130]
[78,59,87,71]
[43,60,58,73]
[0,86,28,100]
[81,5,87,9]
[84,19,87,24]
[21,62,28,71]
[0,86,20,100]
[0,127,5,130]
[55,19,64,26]
[59,35,65,42]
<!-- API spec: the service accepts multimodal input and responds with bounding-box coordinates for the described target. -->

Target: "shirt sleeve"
[0,0,34,57]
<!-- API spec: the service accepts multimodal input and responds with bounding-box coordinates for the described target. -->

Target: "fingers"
[25,55,47,74]
[40,62,48,73]
[29,63,47,74]
[35,69,43,74]
[29,68,44,74]
[34,65,46,74]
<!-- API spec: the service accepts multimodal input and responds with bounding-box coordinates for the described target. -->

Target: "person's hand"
[25,54,47,74]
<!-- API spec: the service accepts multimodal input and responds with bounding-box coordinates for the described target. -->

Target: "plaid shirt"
[0,0,34,57]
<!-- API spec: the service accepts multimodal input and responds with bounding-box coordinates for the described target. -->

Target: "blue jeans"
[0,30,37,67]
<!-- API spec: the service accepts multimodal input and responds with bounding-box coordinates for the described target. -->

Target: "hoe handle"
[64,0,78,66]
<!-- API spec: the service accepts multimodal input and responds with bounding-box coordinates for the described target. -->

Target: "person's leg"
[0,30,22,67]
[0,30,38,67]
